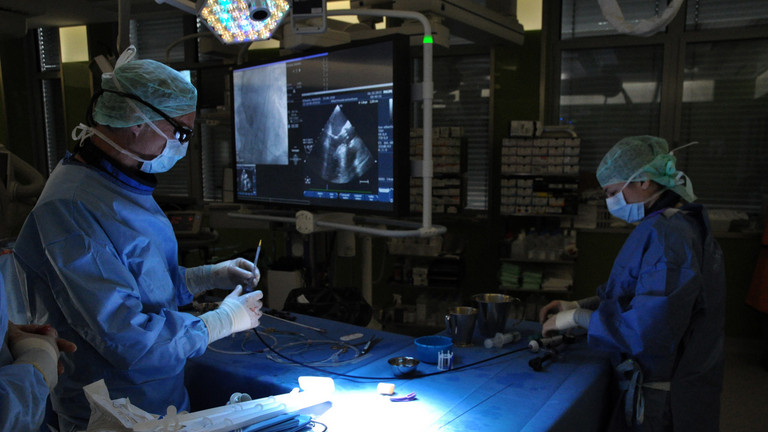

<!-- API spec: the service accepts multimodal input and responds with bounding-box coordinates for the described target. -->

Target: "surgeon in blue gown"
[1,275,77,431]
[540,136,725,431]
[13,47,264,432]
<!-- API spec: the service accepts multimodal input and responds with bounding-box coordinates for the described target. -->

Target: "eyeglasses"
[90,89,195,143]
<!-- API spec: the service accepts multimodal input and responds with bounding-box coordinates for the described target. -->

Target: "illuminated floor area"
[720,336,768,431]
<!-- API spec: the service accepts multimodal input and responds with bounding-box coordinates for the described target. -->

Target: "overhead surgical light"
[198,0,290,44]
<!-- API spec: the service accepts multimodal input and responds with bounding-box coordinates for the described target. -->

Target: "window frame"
[543,0,768,213]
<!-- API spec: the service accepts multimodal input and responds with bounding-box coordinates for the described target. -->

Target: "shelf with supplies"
[496,122,581,321]
[409,127,466,215]
[500,123,580,216]
[498,210,579,294]
[380,235,463,334]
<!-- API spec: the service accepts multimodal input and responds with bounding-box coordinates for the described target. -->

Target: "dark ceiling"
[0,0,186,29]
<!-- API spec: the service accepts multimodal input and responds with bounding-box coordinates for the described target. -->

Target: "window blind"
[562,0,663,40]
[686,0,768,30]
[559,45,664,174]
[552,0,768,212]
[680,39,768,212]
[428,53,491,211]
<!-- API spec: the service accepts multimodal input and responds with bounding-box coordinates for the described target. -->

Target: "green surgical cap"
[596,135,696,202]
[93,59,197,128]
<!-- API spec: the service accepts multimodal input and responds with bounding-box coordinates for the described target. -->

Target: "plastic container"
[414,335,453,364]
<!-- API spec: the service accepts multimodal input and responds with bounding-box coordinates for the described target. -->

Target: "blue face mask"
[72,123,187,174]
[604,180,666,223]
[605,189,646,223]
[93,69,192,174]
[137,121,188,174]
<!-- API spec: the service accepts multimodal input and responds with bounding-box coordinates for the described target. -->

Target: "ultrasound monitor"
[231,35,410,216]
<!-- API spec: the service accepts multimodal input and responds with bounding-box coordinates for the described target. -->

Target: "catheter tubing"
[327,9,435,229]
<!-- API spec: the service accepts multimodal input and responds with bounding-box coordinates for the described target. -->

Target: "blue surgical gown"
[13,151,209,430]
[1,273,50,431]
[588,204,725,430]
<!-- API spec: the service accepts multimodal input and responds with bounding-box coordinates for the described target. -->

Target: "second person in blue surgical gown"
[540,136,726,431]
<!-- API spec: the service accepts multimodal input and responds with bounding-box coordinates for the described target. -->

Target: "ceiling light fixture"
[198,0,290,44]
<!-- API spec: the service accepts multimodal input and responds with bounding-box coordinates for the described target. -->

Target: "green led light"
[423,35,433,44]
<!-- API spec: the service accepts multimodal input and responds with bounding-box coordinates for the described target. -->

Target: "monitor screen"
[231,35,410,215]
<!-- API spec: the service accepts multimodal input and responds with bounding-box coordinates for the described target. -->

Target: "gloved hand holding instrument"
[186,257,261,295]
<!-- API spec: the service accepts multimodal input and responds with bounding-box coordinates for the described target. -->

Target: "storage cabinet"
[410,128,465,215]
[498,125,581,320]
[379,236,463,336]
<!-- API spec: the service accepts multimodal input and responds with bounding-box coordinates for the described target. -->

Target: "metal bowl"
[388,356,419,377]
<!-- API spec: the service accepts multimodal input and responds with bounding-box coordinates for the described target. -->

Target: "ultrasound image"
[307,105,374,184]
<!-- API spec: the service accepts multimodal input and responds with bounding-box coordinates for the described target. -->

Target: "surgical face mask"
[72,123,187,174]
[605,188,646,223]
[604,182,665,223]
[138,121,188,173]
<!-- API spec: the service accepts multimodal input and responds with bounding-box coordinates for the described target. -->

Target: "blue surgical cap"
[597,135,696,202]
[93,59,197,128]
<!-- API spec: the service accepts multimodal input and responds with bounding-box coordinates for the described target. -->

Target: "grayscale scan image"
[233,63,288,166]
[308,105,373,184]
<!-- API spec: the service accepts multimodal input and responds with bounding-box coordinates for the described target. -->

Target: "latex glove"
[538,300,579,324]
[7,322,77,390]
[541,308,593,336]
[186,258,260,296]
[199,286,263,344]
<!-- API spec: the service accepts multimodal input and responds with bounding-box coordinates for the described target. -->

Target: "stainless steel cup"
[472,293,521,338]
[445,306,478,347]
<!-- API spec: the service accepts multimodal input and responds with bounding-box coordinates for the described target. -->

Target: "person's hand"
[211,258,259,289]
[538,300,578,324]
[7,321,77,390]
[199,286,264,343]
[541,314,559,336]
[8,323,77,375]
[541,308,588,337]
[186,258,260,295]
[222,285,264,332]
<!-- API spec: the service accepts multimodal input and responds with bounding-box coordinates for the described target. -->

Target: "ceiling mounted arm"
[154,0,198,15]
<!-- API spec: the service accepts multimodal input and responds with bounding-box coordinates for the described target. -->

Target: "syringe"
[252,240,261,288]
[483,331,522,349]
[244,240,261,293]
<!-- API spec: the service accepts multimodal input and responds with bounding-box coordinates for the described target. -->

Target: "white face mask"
[71,123,187,174]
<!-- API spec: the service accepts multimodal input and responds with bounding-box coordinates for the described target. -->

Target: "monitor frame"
[229,34,411,217]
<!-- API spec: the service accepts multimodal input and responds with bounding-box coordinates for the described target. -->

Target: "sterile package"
[82,379,330,432]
